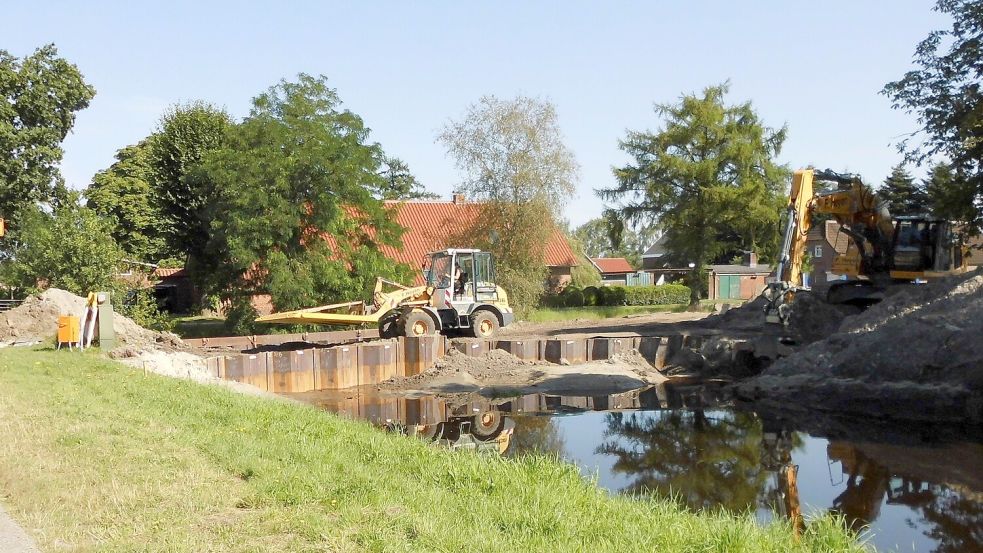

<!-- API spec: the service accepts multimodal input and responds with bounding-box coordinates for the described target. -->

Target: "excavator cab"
[889,217,963,277]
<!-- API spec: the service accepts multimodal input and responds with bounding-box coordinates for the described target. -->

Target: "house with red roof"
[241,194,579,315]
[383,195,579,288]
[587,256,636,286]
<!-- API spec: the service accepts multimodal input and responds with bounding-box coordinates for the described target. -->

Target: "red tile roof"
[382,200,578,284]
[590,257,634,274]
[154,267,186,278]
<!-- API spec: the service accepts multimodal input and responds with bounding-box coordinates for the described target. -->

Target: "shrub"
[622,284,691,305]
[563,288,585,308]
[598,286,626,306]
[582,286,600,307]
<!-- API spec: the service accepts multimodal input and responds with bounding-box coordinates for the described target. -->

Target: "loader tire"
[402,311,437,337]
[468,310,499,338]
[378,311,400,339]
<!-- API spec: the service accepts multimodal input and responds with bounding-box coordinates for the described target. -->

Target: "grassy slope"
[0,349,865,552]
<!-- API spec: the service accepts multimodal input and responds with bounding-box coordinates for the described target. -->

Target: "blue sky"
[5,1,947,227]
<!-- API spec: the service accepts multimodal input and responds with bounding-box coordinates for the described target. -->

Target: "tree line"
[1,0,978,322]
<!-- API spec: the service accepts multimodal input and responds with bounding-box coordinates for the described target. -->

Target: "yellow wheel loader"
[255,248,514,338]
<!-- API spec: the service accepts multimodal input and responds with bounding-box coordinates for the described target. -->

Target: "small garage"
[707,262,772,301]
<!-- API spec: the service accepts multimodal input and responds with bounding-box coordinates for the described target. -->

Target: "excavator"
[256,248,514,338]
[764,168,968,324]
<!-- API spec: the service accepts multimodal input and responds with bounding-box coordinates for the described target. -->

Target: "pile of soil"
[736,269,983,422]
[0,288,185,351]
[702,291,851,343]
[378,347,666,396]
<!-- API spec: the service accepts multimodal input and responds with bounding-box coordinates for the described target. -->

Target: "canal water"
[292,384,983,553]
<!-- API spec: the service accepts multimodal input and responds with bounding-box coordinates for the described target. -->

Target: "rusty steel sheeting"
[453,340,491,357]
[494,339,539,361]
[587,337,632,361]
[315,345,358,390]
[269,350,315,393]
[543,339,587,364]
[223,353,270,390]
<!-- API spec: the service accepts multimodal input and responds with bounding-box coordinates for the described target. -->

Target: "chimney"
[745,252,758,267]
[452,193,466,204]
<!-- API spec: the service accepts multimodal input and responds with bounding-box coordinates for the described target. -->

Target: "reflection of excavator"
[764,168,968,324]
[256,248,514,338]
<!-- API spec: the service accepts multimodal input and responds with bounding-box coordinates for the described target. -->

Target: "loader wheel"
[402,311,437,337]
[468,310,499,338]
[471,410,505,441]
[378,311,400,339]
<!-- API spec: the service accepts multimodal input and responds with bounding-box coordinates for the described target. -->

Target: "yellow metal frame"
[255,278,433,327]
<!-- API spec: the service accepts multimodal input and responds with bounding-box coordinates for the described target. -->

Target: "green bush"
[598,286,626,306]
[563,288,585,308]
[116,287,174,332]
[582,286,601,307]
[622,284,691,305]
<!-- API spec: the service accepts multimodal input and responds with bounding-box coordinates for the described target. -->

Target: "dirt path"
[0,505,39,553]
[500,311,713,338]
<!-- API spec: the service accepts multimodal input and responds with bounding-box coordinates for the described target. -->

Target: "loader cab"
[424,248,498,305]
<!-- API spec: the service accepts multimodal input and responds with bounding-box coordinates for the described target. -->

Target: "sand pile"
[379,346,667,395]
[736,268,983,422]
[0,288,186,350]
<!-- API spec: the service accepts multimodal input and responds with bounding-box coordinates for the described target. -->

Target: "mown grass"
[0,348,866,552]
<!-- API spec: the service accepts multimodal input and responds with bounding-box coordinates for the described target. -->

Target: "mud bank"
[735,269,983,423]
[377,348,667,397]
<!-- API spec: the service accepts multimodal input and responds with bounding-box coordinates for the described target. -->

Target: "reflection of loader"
[391,410,515,454]
[256,248,514,338]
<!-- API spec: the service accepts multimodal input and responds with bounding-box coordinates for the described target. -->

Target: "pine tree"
[598,83,788,305]
[879,164,928,215]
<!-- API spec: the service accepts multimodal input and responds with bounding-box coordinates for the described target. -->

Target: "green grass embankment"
[0,348,865,552]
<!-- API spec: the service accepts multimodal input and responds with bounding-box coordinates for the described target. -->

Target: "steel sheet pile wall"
[207,332,706,393]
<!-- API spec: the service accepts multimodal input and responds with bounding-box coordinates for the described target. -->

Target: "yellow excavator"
[763,168,969,324]
[255,248,514,338]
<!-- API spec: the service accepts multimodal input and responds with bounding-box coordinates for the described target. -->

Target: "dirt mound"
[702,292,851,343]
[0,288,186,351]
[378,347,666,395]
[737,269,983,422]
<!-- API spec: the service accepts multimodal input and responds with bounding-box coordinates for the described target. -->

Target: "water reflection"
[293,385,983,552]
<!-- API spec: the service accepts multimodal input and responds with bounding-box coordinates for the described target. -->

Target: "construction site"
[0,210,983,545]
[4,5,982,549]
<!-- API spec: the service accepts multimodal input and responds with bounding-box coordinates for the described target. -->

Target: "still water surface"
[293,385,983,553]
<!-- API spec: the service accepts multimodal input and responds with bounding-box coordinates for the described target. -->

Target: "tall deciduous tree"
[599,84,788,305]
[883,0,983,231]
[197,74,410,329]
[0,44,95,219]
[438,95,579,312]
[86,141,171,262]
[879,164,928,215]
[4,195,123,295]
[149,101,232,259]
[925,163,979,222]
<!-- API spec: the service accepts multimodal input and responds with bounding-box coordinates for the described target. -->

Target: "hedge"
[544,284,691,308]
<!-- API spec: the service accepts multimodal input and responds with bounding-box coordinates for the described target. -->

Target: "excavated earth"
[377,347,667,397]
[734,268,983,423]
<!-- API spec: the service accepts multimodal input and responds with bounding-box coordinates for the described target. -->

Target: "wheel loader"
[255,248,514,338]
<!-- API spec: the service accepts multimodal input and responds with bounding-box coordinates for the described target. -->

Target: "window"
[813,245,823,258]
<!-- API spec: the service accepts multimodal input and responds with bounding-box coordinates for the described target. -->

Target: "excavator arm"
[764,169,893,324]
